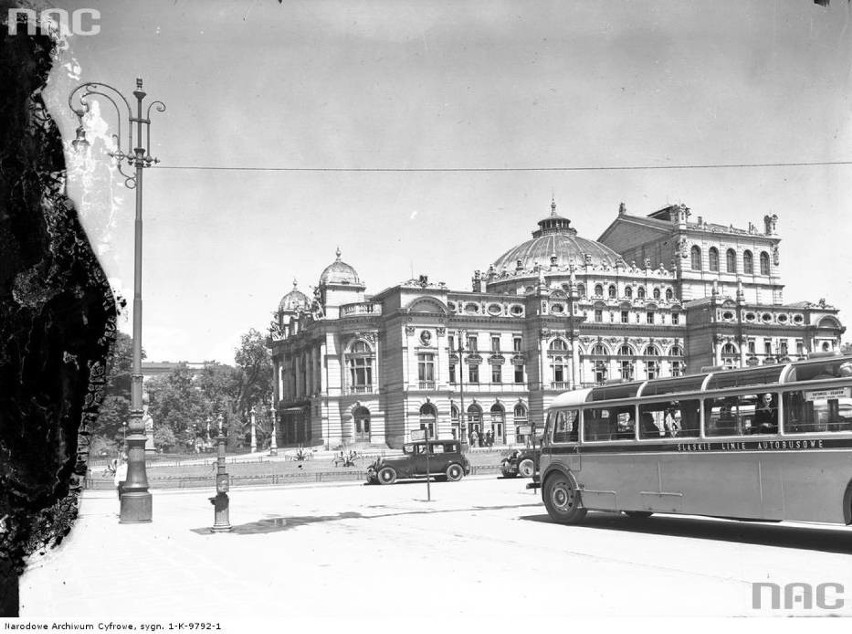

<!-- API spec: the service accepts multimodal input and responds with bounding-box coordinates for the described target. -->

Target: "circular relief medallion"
[419,330,432,346]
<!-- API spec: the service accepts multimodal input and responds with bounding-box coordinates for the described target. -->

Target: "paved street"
[17,475,852,626]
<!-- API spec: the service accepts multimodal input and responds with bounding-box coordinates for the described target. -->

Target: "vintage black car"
[500,448,539,478]
[366,439,470,484]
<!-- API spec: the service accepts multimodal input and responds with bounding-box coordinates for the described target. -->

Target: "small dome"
[491,199,621,272]
[278,280,310,313]
[319,248,361,286]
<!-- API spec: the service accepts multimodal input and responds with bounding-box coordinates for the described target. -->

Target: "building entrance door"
[353,406,371,443]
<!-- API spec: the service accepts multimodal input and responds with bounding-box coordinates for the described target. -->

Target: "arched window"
[467,404,483,433]
[490,404,505,444]
[419,403,437,439]
[347,340,374,393]
[549,338,568,352]
[594,284,604,297]
[670,345,683,357]
[665,288,674,301]
[722,343,737,355]
[513,403,527,419]
[645,345,660,356]
[743,250,754,275]
[619,344,633,356]
[608,285,616,299]
[637,287,646,300]
[760,251,770,276]
[625,286,633,299]
[690,245,702,270]
[709,247,719,272]
[652,287,661,300]
[591,343,607,356]
[577,283,586,298]
[726,249,737,273]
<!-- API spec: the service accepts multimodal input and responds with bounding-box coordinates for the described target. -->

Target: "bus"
[538,353,852,526]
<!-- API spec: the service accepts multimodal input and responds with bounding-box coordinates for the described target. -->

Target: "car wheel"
[518,458,535,478]
[543,473,587,524]
[377,467,397,485]
[623,511,653,519]
[446,464,464,482]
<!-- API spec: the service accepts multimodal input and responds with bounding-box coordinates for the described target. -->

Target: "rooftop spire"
[551,196,557,216]
[335,247,342,261]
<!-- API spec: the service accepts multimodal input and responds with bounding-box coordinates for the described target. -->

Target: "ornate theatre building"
[268,201,844,449]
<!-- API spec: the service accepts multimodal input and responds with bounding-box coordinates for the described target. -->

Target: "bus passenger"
[640,413,660,438]
[753,393,778,434]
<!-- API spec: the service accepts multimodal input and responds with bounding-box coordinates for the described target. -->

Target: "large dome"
[491,200,621,272]
[319,248,361,286]
[278,280,310,313]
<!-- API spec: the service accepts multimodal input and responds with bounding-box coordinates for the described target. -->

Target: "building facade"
[268,201,844,449]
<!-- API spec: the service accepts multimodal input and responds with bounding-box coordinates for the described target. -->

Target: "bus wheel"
[446,464,464,482]
[624,511,653,519]
[377,467,397,485]
[518,458,535,478]
[543,474,587,524]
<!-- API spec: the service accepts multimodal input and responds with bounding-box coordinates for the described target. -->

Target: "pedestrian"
[114,452,128,499]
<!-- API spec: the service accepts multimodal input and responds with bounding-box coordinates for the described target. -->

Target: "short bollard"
[210,430,232,533]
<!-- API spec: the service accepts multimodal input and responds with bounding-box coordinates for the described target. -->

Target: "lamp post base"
[119,492,153,523]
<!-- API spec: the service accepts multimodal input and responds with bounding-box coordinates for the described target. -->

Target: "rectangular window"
[467,335,478,353]
[783,388,852,433]
[449,364,456,384]
[491,336,500,352]
[620,361,634,381]
[672,313,680,325]
[779,340,788,356]
[647,312,655,324]
[492,365,502,383]
[514,364,524,383]
[448,335,455,352]
[417,354,434,383]
[748,340,756,354]
[704,393,778,437]
[671,361,683,378]
[350,358,373,388]
[513,337,522,352]
[796,340,805,356]
[646,360,658,380]
[583,405,635,441]
[764,340,772,356]
[594,309,603,322]
[639,400,700,439]
[621,311,629,324]
[468,364,479,384]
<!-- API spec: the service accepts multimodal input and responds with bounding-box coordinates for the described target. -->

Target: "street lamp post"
[69,78,166,523]
[456,331,467,450]
[250,405,257,453]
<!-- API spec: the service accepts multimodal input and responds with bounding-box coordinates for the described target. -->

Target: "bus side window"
[583,407,611,441]
[552,410,578,443]
[705,397,739,437]
[783,389,852,433]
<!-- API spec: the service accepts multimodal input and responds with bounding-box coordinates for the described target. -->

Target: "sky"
[41,0,852,364]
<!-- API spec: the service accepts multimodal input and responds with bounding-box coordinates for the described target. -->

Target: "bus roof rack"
[806,350,842,359]
[700,365,725,372]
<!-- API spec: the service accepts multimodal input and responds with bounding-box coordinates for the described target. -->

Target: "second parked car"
[366,439,470,484]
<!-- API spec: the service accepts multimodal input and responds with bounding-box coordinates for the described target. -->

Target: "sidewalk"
[19,475,852,627]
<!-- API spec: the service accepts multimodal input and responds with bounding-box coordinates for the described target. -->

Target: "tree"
[91,331,142,449]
